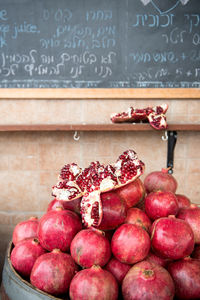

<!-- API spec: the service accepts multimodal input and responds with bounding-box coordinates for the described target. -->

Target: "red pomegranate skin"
[145,251,170,268]
[192,245,200,259]
[168,258,200,300]
[124,207,151,232]
[30,249,76,296]
[97,191,127,231]
[11,238,46,277]
[47,197,81,215]
[177,205,200,244]
[105,257,132,283]
[69,265,118,300]
[116,178,145,208]
[70,228,111,268]
[145,191,179,220]
[175,194,191,210]
[111,223,151,264]
[122,260,175,300]
[144,169,177,194]
[12,217,39,245]
[38,208,82,252]
[151,216,194,260]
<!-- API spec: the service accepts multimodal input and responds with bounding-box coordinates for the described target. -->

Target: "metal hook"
[73,131,80,141]
[162,130,168,141]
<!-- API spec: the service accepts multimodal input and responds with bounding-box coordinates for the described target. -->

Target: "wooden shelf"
[0,124,199,132]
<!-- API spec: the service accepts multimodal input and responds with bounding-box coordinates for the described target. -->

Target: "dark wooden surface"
[0,124,199,132]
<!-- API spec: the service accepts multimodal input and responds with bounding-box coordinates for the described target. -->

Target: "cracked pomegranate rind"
[52,149,145,227]
[81,189,103,227]
[114,150,145,188]
[110,104,168,130]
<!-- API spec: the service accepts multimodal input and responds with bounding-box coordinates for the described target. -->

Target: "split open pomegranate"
[111,104,168,130]
[52,149,144,227]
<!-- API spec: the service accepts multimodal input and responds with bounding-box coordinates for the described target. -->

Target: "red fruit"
[70,228,111,268]
[168,258,200,300]
[47,197,81,215]
[111,223,150,264]
[124,207,151,232]
[97,191,127,230]
[147,112,167,130]
[151,216,194,260]
[116,178,145,208]
[105,257,132,283]
[69,265,118,300]
[175,194,191,209]
[30,249,77,296]
[122,260,175,300]
[38,208,82,252]
[177,205,200,244]
[12,217,39,246]
[191,245,200,259]
[145,191,179,220]
[144,168,177,194]
[145,251,170,268]
[11,238,46,277]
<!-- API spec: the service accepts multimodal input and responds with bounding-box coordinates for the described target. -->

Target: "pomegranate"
[144,168,177,194]
[145,190,179,220]
[96,191,127,230]
[11,238,46,277]
[30,249,77,296]
[12,217,39,245]
[151,216,194,260]
[146,251,171,268]
[122,260,175,300]
[168,258,200,300]
[38,208,82,252]
[116,178,145,208]
[192,245,200,259]
[124,207,151,232]
[111,104,168,125]
[105,257,132,283]
[176,194,191,209]
[47,197,81,215]
[69,265,118,300]
[70,228,111,268]
[147,112,167,130]
[177,204,200,244]
[111,223,150,264]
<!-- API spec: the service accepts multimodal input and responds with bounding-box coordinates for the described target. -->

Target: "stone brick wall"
[0,99,200,281]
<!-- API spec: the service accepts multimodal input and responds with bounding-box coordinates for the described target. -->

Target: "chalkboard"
[0,0,200,94]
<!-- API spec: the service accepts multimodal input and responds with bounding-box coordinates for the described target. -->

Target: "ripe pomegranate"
[47,197,81,215]
[11,238,46,277]
[151,216,194,260]
[105,257,132,283]
[12,217,39,245]
[177,205,200,244]
[70,228,111,268]
[38,208,82,252]
[30,249,77,296]
[192,245,200,259]
[69,265,118,300]
[111,223,151,264]
[145,191,179,220]
[144,168,177,194]
[145,251,171,268]
[168,258,200,300]
[124,207,151,232]
[116,178,145,208]
[122,260,175,300]
[96,191,127,231]
[175,194,191,209]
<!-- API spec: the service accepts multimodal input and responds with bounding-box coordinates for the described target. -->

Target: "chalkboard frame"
[0,88,199,99]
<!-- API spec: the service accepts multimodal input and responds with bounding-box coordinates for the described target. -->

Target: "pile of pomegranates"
[10,150,200,299]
